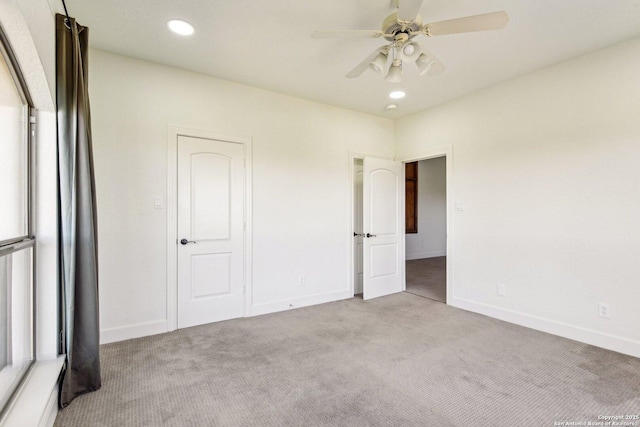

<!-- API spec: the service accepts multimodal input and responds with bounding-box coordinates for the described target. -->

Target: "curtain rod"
[61,0,71,29]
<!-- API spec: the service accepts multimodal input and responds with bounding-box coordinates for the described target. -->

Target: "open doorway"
[353,158,364,297]
[405,156,447,303]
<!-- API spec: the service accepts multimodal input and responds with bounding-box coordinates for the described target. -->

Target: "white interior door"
[177,135,245,328]
[363,157,404,300]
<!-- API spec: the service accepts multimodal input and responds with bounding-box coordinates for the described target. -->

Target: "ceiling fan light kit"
[402,42,421,61]
[312,1,509,84]
[385,59,403,83]
[416,53,434,76]
[369,52,389,74]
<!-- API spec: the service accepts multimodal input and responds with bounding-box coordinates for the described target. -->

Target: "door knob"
[353,232,365,237]
[365,233,377,238]
[180,238,196,245]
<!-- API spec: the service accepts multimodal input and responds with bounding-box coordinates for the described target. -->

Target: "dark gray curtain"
[56,13,101,408]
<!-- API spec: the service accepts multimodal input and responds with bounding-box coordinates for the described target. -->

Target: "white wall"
[405,157,446,260]
[11,0,56,101]
[396,37,640,358]
[88,49,395,342]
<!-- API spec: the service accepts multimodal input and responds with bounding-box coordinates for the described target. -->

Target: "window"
[0,27,35,413]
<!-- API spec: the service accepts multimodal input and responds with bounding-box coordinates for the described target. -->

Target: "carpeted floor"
[406,257,446,302]
[54,293,640,427]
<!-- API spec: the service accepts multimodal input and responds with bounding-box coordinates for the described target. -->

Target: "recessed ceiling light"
[167,19,195,36]
[389,91,406,99]
[386,104,398,111]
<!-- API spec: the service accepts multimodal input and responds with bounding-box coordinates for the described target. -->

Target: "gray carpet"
[406,257,446,302]
[54,293,640,427]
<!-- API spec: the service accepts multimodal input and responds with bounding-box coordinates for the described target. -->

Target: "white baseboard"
[250,289,352,317]
[405,250,446,261]
[450,296,640,359]
[100,320,168,344]
[101,291,353,343]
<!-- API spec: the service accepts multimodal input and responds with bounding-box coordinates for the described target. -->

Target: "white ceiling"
[63,0,640,118]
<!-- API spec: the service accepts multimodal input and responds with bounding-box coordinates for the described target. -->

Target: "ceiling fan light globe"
[416,53,435,76]
[403,44,415,56]
[402,42,421,61]
[368,52,388,74]
[385,60,403,83]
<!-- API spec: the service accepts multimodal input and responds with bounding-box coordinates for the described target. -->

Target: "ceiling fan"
[312,0,509,82]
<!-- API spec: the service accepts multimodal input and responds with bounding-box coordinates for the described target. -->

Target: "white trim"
[0,357,64,427]
[251,289,352,317]
[100,320,167,344]
[38,383,58,427]
[405,251,446,261]
[450,296,640,359]
[398,146,454,304]
[166,126,253,331]
[243,140,254,317]
[38,385,58,427]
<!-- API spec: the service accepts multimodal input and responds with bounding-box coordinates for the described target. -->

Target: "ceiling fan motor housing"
[382,12,422,42]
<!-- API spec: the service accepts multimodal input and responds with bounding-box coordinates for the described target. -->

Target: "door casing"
[397,146,453,305]
[167,126,253,331]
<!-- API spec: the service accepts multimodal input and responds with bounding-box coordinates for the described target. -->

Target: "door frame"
[398,146,454,304]
[166,126,253,331]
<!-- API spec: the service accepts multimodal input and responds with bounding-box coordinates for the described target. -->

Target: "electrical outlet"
[598,303,610,319]
[497,283,506,297]
[298,275,306,286]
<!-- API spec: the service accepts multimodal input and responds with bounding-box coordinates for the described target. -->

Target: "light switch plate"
[497,283,506,297]
[154,196,163,209]
[455,201,465,211]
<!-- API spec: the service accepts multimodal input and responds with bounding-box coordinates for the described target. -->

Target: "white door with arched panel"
[363,157,404,300]
[177,135,245,328]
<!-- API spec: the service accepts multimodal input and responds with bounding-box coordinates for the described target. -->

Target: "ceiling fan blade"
[397,0,424,21]
[346,46,388,79]
[311,30,383,39]
[424,11,509,36]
